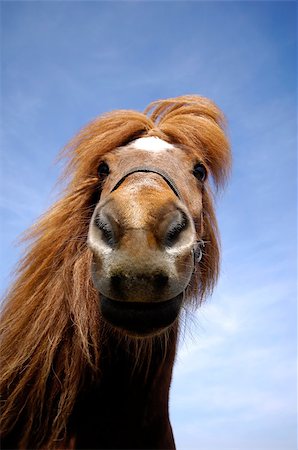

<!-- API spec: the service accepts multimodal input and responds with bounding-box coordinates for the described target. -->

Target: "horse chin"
[99,294,183,337]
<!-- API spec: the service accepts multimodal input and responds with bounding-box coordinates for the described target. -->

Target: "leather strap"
[110,166,182,199]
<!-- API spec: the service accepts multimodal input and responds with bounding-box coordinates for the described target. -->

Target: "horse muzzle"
[90,254,190,335]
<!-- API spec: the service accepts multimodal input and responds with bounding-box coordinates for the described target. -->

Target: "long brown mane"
[0,95,231,449]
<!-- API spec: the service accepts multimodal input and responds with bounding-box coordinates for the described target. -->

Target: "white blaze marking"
[129,136,174,152]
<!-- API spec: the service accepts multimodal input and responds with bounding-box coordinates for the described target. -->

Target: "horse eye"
[98,162,110,178]
[193,163,207,182]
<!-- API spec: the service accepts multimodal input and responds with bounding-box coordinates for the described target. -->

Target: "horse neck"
[71,323,178,449]
[100,322,178,402]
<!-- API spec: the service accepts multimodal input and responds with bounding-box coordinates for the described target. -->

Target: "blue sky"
[1,2,297,449]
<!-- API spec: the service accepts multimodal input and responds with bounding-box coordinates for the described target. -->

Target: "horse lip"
[100,294,183,335]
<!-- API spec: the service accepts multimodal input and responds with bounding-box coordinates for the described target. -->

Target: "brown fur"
[0,95,231,449]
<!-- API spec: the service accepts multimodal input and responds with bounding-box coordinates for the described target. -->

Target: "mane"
[0,95,231,449]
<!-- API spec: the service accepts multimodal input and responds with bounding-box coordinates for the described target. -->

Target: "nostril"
[95,216,115,247]
[154,273,169,289]
[111,274,122,290]
[165,213,188,247]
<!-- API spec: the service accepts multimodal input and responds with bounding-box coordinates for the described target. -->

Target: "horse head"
[88,136,208,335]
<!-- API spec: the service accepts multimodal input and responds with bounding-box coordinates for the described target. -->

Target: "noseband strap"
[110,166,182,200]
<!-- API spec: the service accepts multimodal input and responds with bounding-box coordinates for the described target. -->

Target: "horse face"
[88,137,204,336]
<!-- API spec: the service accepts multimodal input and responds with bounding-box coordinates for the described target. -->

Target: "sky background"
[1,2,296,449]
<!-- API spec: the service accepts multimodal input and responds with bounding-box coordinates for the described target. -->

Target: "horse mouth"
[100,294,183,335]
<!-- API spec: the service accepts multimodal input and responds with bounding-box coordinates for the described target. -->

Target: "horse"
[0,95,231,449]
